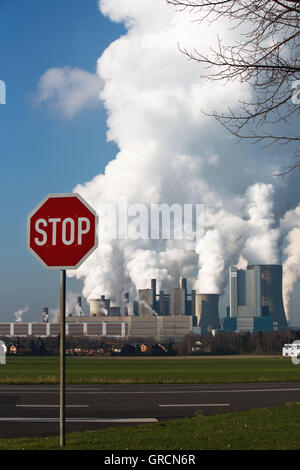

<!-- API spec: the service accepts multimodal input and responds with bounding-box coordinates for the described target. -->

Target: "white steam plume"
[50,292,82,321]
[49,308,59,323]
[14,305,29,323]
[67,0,300,324]
[280,205,300,322]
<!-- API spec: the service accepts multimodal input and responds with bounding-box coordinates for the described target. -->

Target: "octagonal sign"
[27,193,98,270]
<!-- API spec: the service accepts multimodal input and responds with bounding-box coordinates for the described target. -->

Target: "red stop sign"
[27,193,98,269]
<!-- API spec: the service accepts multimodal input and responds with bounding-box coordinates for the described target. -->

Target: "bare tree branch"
[167,0,300,172]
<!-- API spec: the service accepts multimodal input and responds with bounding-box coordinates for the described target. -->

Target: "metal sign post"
[59,269,66,447]
[27,193,98,448]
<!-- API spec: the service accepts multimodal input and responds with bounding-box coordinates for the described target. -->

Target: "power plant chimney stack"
[180,277,188,315]
[124,292,129,316]
[151,279,157,297]
[159,290,165,315]
[191,290,196,321]
[75,296,83,316]
[180,277,187,290]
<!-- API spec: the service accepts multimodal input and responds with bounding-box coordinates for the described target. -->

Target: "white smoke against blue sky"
[54,0,300,323]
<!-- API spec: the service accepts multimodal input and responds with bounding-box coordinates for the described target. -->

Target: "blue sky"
[0,0,124,320]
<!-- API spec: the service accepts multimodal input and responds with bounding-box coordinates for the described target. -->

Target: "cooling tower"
[248,265,288,329]
[88,299,102,316]
[195,294,220,334]
[88,299,103,317]
[89,298,111,316]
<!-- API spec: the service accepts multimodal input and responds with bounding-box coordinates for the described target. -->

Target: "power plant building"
[136,277,197,318]
[225,264,288,332]
[0,277,218,341]
[0,315,193,342]
[2,265,287,342]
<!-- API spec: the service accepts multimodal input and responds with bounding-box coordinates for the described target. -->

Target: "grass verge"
[0,356,299,384]
[1,404,300,450]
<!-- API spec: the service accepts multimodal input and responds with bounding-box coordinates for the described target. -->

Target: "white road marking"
[0,387,300,395]
[0,417,158,423]
[59,388,300,394]
[159,404,230,407]
[15,405,89,408]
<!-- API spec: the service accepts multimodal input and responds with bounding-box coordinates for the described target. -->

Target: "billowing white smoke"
[280,205,300,320]
[50,291,82,321]
[67,0,300,323]
[138,300,158,317]
[14,305,29,323]
[194,184,280,293]
[49,308,59,323]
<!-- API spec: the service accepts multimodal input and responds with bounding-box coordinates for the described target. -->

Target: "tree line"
[1,330,299,356]
[178,330,300,355]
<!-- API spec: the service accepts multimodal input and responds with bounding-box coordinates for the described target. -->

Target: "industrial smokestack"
[159,290,165,316]
[75,296,83,316]
[151,279,157,297]
[124,292,129,316]
[180,277,187,290]
[248,264,288,329]
[101,296,111,313]
[191,289,196,317]
[195,294,220,334]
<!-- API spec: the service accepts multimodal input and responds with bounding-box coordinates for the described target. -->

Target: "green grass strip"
[1,404,300,450]
[0,356,300,384]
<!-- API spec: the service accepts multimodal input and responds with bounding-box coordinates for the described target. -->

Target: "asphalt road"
[0,382,299,438]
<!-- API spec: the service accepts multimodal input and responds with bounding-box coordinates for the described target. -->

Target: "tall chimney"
[151,279,157,311]
[75,296,84,317]
[124,292,129,316]
[180,277,187,290]
[191,290,196,319]
[159,290,164,315]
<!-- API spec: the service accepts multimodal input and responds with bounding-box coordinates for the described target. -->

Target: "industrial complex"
[0,264,289,341]
[226,264,288,332]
